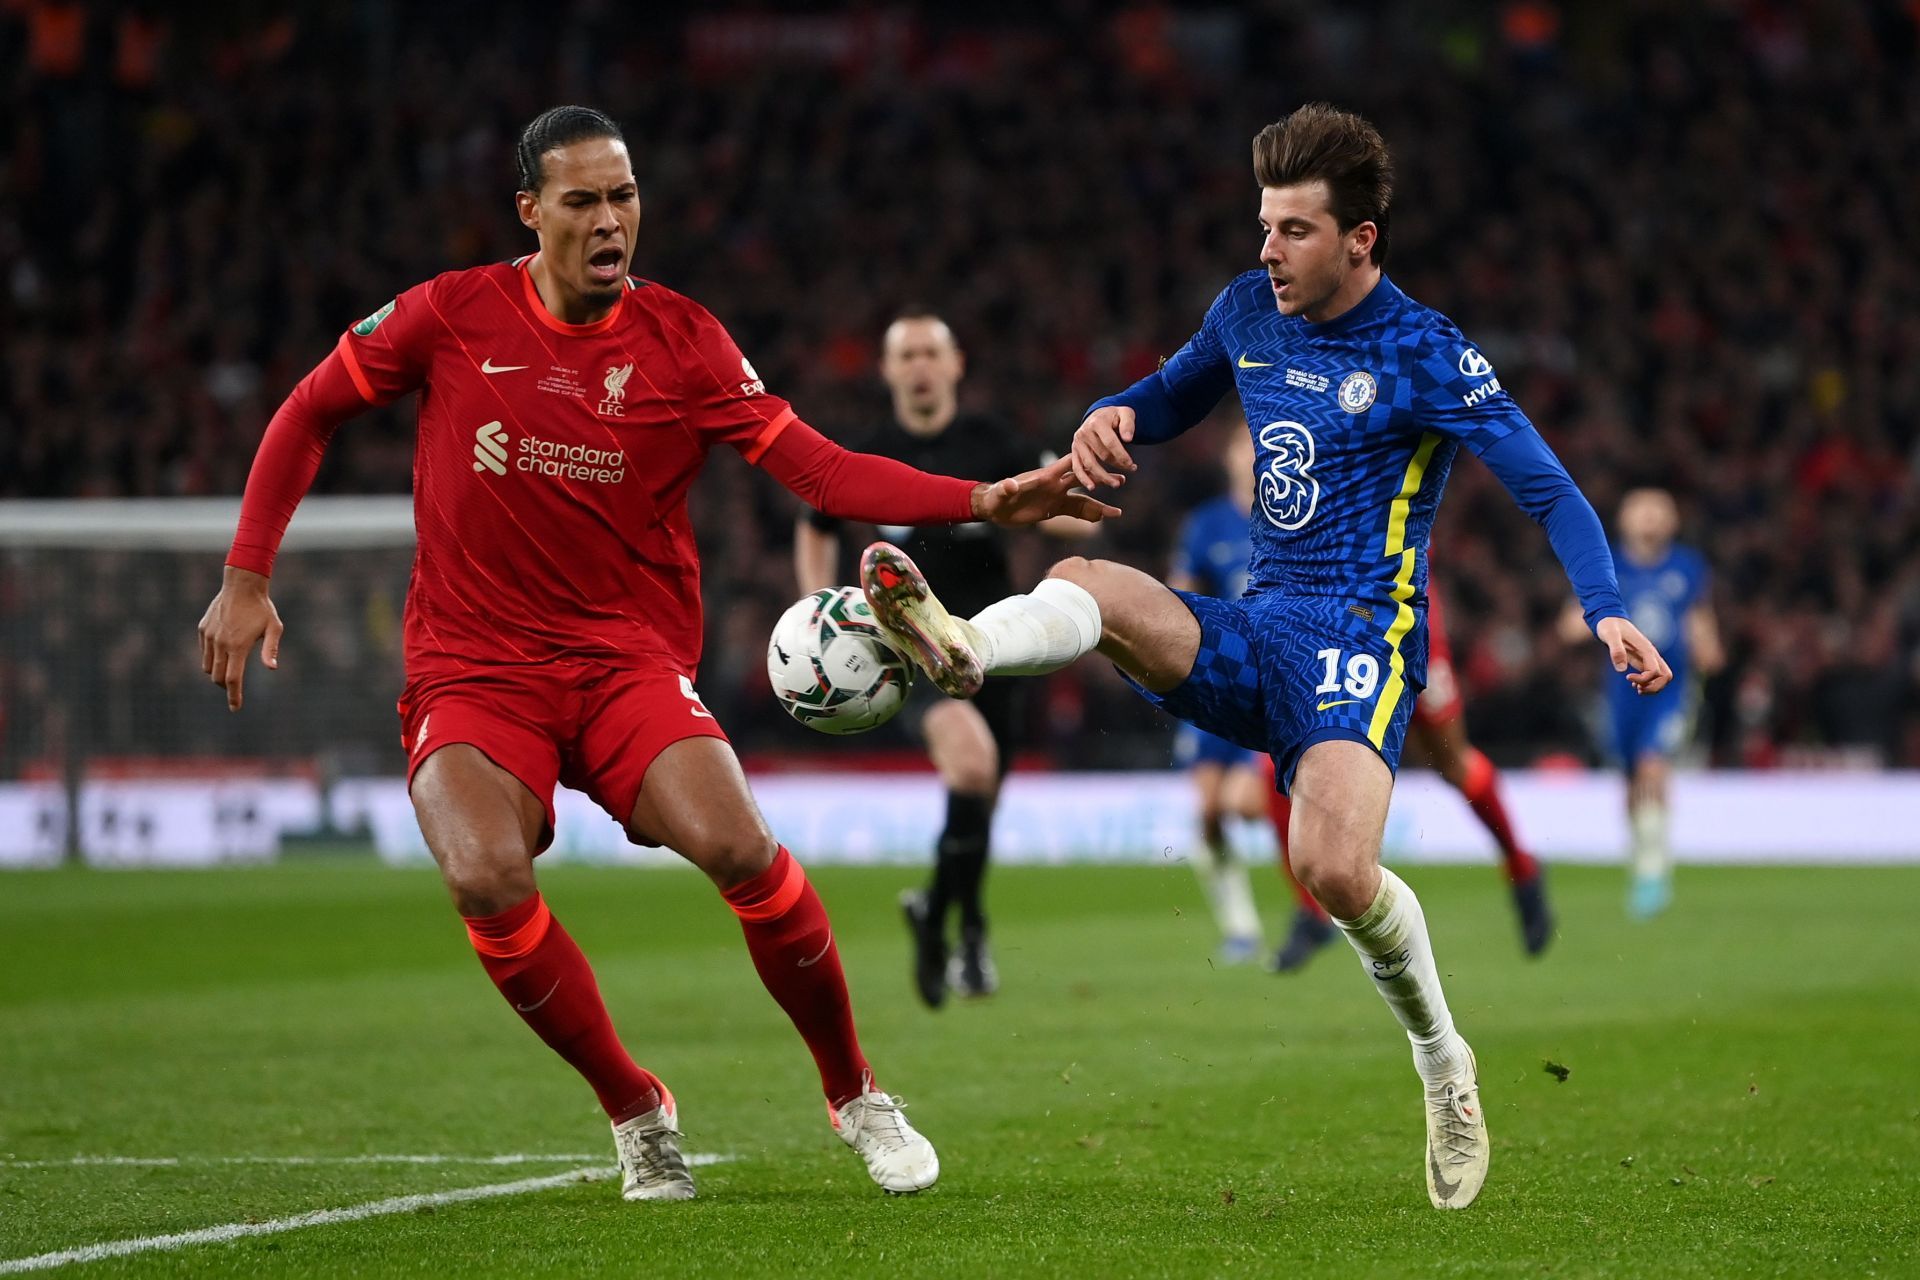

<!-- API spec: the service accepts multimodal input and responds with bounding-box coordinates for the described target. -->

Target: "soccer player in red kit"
[196,106,1113,1201]
[1266,583,1554,970]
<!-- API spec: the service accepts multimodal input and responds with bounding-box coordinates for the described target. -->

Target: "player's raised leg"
[1287,740,1488,1209]
[628,736,938,1193]
[862,547,1198,696]
[412,746,690,1202]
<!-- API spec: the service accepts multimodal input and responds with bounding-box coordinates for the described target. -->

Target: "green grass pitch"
[3,856,1916,1277]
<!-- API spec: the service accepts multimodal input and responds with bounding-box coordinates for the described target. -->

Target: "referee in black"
[795,309,1089,1008]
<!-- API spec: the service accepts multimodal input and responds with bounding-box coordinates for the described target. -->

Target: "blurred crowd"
[3,0,1918,773]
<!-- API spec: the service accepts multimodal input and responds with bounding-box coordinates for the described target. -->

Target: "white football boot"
[1423,1047,1489,1209]
[832,1074,940,1194]
[613,1093,695,1202]
[860,542,986,698]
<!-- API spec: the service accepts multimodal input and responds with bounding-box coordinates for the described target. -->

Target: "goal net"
[0,497,414,866]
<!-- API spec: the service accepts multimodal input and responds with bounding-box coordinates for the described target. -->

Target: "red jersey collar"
[518,254,626,335]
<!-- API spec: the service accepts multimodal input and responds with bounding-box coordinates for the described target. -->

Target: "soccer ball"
[767,587,914,735]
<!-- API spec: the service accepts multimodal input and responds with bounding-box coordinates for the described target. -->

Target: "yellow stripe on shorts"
[1368,432,1442,748]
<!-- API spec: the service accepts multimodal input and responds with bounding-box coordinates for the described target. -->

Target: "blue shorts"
[1172,723,1257,770]
[1608,680,1693,765]
[1131,590,1425,794]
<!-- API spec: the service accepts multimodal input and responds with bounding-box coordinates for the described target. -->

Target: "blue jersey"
[1096,273,1623,626]
[1174,496,1253,600]
[1096,272,1626,787]
[1611,542,1708,698]
[1605,543,1707,764]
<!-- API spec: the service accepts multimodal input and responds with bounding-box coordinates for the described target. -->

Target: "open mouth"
[588,246,624,283]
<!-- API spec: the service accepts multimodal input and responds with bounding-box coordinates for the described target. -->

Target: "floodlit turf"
[3,855,1916,1277]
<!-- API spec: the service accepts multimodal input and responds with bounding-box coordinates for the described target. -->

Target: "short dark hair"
[516,106,624,193]
[1251,103,1394,266]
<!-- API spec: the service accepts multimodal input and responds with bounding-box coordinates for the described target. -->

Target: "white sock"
[1192,835,1262,943]
[968,578,1101,675]
[1332,867,1467,1086]
[1631,801,1669,880]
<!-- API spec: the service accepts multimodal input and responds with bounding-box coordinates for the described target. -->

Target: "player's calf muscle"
[1045,557,1198,691]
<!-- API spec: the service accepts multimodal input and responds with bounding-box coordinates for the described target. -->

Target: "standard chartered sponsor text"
[518,434,628,483]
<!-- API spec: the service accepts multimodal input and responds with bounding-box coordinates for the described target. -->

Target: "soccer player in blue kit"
[1562,487,1722,919]
[861,103,1672,1209]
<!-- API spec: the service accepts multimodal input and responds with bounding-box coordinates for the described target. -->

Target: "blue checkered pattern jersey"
[1092,270,1628,784]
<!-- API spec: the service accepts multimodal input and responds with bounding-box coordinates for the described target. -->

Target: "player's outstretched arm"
[973,455,1121,527]
[1473,429,1670,694]
[754,419,1119,530]
[200,343,372,710]
[1068,288,1236,490]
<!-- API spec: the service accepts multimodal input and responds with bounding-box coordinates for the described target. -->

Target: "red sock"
[1266,785,1331,922]
[1460,748,1540,884]
[465,893,664,1124]
[723,847,870,1109]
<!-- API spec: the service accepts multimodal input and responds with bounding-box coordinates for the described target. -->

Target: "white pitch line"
[0,1154,611,1170]
[0,1155,733,1274]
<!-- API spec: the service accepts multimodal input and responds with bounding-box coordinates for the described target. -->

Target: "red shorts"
[1412,586,1464,729]
[397,659,730,848]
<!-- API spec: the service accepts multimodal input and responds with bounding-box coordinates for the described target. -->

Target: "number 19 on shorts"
[1315,647,1380,700]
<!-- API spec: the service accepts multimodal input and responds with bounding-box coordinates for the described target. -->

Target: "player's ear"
[516,190,540,232]
[1349,220,1377,264]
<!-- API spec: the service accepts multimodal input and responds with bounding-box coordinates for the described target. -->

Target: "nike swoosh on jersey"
[481,358,530,374]
[1237,354,1275,368]
[1316,698,1362,710]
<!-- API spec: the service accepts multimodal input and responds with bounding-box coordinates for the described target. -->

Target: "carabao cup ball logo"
[1257,421,1320,531]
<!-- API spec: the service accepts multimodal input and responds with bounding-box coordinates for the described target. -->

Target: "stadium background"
[5,5,1920,1277]
[5,0,1918,798]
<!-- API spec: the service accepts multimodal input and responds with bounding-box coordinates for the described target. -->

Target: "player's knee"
[1290,848,1376,920]
[686,824,779,890]
[1044,556,1106,591]
[440,849,537,919]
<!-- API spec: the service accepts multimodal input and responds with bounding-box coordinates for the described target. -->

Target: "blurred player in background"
[1166,427,1267,963]
[196,106,1109,1202]
[795,310,1088,1008]
[1562,488,1722,918]
[860,103,1669,1209]
[1268,580,1555,970]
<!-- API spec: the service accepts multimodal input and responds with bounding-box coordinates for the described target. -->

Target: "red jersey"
[229,256,983,680]
[337,257,792,674]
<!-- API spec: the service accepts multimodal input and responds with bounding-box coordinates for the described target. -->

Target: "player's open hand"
[1595,616,1672,695]
[973,455,1122,527]
[1070,406,1139,490]
[197,567,284,711]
